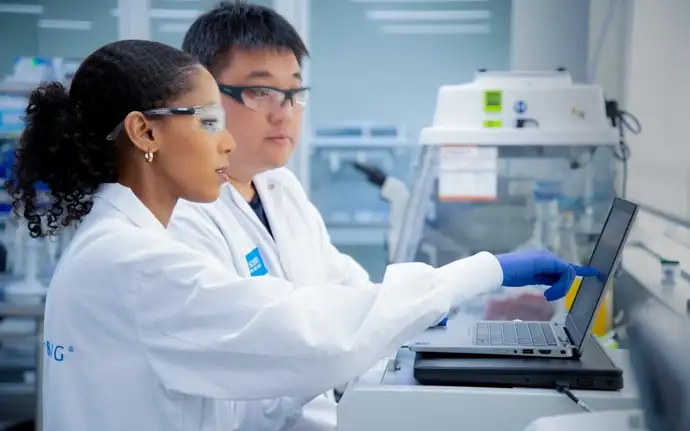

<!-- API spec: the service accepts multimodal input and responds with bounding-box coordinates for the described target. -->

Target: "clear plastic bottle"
[550,211,580,321]
[527,180,561,254]
[517,200,547,252]
[559,211,580,265]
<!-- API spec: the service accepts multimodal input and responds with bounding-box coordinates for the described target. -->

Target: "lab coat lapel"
[252,173,302,282]
[223,182,287,279]
[225,184,269,236]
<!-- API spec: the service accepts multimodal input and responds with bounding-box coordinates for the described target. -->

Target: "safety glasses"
[218,85,309,113]
[106,104,226,141]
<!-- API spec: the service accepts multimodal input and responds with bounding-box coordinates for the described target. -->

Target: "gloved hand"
[496,250,598,301]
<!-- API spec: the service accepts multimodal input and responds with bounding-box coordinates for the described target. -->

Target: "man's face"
[216,48,304,181]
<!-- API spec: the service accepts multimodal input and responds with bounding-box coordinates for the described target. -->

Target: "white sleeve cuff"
[435,252,504,306]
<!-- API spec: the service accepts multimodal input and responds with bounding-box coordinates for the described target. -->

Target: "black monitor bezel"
[565,198,638,356]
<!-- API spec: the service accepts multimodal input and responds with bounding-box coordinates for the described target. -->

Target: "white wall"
[590,0,690,277]
[510,0,589,81]
[590,0,690,222]
[623,0,690,221]
[587,0,629,101]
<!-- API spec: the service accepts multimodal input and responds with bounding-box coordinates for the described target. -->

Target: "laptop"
[628,300,690,431]
[409,197,638,359]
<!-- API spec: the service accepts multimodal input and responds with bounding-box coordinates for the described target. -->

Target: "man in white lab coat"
[169,4,369,430]
[168,2,592,430]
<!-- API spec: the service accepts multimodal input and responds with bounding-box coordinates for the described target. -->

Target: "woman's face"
[153,67,236,203]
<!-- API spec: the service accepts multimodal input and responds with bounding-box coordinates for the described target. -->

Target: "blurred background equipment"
[392,69,620,322]
[0,55,77,430]
[306,124,416,281]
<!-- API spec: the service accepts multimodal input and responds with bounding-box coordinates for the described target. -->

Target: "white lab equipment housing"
[394,70,622,265]
[421,70,619,147]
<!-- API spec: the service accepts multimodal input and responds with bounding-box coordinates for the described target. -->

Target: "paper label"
[438,145,498,201]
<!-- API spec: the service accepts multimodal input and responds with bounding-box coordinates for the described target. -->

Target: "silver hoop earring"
[144,151,154,163]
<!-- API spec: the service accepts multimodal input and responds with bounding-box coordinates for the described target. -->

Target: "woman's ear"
[123,111,160,154]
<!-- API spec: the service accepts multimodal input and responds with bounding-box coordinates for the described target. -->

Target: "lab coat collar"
[253,171,305,279]
[222,182,268,235]
[95,183,167,234]
[253,171,295,238]
[223,171,288,237]
[224,170,307,278]
[252,171,284,219]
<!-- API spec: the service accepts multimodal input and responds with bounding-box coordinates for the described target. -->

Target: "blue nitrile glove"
[496,250,598,301]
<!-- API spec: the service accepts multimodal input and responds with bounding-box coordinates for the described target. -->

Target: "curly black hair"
[182,1,309,75]
[5,40,200,238]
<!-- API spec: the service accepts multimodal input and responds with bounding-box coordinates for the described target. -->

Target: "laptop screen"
[564,198,638,349]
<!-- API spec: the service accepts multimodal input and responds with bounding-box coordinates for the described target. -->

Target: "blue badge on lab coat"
[246,247,268,277]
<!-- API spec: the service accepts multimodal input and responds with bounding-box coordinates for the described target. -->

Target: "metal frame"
[117,0,151,40]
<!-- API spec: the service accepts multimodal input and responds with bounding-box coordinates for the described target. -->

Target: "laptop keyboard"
[475,322,559,347]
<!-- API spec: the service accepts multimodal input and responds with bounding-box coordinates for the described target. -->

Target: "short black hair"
[6,40,199,238]
[182,1,309,76]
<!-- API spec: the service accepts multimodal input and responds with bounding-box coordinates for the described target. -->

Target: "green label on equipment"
[484,90,502,113]
[483,120,502,128]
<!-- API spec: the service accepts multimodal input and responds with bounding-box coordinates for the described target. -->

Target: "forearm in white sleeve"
[384,251,504,307]
[128,236,501,401]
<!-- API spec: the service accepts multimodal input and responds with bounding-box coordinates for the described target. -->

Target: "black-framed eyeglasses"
[218,85,309,113]
[106,104,226,141]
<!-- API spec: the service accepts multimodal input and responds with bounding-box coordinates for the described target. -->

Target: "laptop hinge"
[563,326,574,345]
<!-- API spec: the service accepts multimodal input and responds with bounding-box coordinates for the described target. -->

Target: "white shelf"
[0,83,36,96]
[420,128,619,147]
[328,226,387,246]
[0,383,34,396]
[311,140,416,148]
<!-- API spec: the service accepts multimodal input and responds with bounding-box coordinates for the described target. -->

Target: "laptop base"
[413,334,623,391]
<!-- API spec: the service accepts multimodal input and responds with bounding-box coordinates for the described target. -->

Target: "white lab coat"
[42,182,503,431]
[167,168,501,430]
[168,168,373,431]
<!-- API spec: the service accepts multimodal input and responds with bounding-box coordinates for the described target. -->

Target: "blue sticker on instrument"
[514,100,527,114]
[246,247,268,277]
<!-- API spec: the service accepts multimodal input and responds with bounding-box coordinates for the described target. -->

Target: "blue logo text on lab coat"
[246,247,268,277]
[44,340,74,362]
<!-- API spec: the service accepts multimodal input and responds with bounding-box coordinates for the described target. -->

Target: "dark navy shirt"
[248,191,273,238]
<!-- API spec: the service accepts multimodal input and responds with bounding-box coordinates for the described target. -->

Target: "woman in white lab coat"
[7,40,594,431]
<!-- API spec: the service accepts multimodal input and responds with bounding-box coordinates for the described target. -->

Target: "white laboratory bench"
[523,410,644,431]
[338,344,639,431]
[621,244,690,315]
[621,207,690,316]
